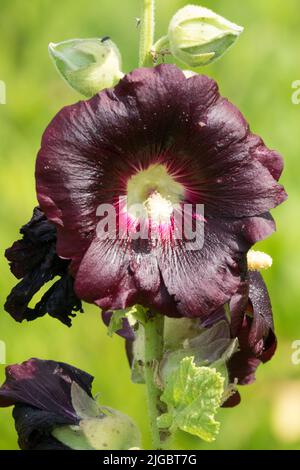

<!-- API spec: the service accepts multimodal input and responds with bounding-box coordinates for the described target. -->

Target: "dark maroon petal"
[228,350,261,385]
[0,358,93,424]
[75,214,275,319]
[200,306,226,328]
[229,278,249,337]
[228,272,276,385]
[5,208,83,326]
[157,217,249,318]
[75,237,178,317]
[74,238,139,310]
[222,391,241,408]
[183,79,287,217]
[240,213,276,245]
[248,271,275,353]
[36,64,286,319]
[248,134,284,181]
[13,404,71,450]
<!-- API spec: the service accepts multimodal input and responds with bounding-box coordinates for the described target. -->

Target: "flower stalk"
[139,0,155,67]
[143,311,166,449]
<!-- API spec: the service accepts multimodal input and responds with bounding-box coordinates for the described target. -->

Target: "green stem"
[139,0,155,67]
[144,312,165,449]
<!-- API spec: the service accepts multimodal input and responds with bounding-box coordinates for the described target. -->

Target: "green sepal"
[107,304,148,336]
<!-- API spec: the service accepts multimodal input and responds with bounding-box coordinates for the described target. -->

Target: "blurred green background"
[0,0,299,450]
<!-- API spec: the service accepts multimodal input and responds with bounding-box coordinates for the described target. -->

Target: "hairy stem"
[139,0,155,67]
[144,311,166,449]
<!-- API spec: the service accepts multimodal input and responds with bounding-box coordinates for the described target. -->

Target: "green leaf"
[158,357,224,442]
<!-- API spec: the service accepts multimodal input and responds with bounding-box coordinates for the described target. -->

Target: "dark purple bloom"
[5,207,83,326]
[0,358,94,450]
[36,64,286,320]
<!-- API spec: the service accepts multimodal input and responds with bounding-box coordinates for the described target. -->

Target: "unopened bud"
[49,38,123,97]
[168,5,243,67]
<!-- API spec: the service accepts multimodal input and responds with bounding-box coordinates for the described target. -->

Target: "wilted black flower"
[5,207,83,326]
[0,358,94,449]
[0,358,140,450]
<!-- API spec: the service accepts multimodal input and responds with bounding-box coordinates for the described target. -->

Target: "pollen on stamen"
[247,250,273,271]
[144,191,174,225]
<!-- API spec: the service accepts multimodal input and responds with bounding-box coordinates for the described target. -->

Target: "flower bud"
[52,381,141,450]
[52,408,141,451]
[49,38,123,97]
[168,5,243,67]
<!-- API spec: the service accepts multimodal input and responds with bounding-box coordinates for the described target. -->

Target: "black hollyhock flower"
[5,207,83,326]
[0,358,94,450]
[36,64,286,320]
